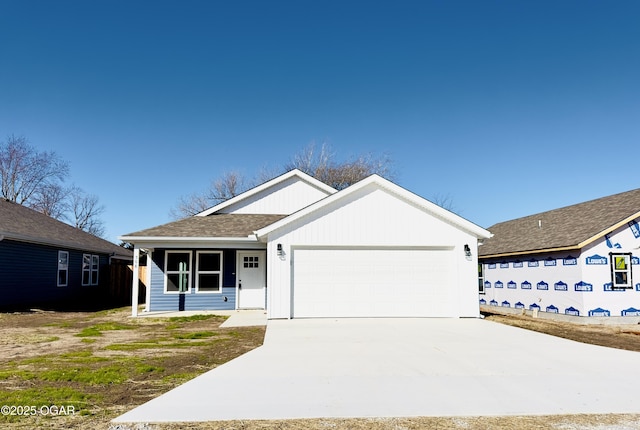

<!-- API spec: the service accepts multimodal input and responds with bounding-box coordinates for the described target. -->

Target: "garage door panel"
[292,248,454,318]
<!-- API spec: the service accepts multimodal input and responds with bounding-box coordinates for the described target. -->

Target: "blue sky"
[1,1,639,243]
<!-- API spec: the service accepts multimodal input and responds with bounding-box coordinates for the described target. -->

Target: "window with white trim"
[478,263,485,294]
[611,253,632,289]
[57,251,69,287]
[165,251,191,293]
[196,251,222,293]
[82,254,99,286]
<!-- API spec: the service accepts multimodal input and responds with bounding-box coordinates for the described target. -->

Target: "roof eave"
[118,235,259,244]
[0,230,129,258]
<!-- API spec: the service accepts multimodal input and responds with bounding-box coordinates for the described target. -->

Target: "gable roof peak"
[196,169,337,217]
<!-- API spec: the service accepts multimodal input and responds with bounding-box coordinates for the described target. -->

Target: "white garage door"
[292,248,454,318]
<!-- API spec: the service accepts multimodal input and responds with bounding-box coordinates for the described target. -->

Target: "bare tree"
[68,187,106,237]
[430,192,461,215]
[169,170,251,219]
[29,183,69,219]
[287,142,395,190]
[0,134,69,204]
[170,143,396,218]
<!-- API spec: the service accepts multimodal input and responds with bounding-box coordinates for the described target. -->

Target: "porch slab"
[135,309,267,328]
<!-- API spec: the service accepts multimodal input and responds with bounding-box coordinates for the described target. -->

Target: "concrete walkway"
[114,318,640,423]
[136,309,268,327]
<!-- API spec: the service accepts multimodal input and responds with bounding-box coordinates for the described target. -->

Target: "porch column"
[132,247,140,317]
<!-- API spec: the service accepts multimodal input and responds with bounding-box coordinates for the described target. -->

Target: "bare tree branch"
[0,134,69,204]
[68,187,106,237]
[28,183,69,219]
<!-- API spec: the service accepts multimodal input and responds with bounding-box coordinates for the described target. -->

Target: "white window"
[82,254,99,286]
[196,251,222,293]
[57,251,69,287]
[611,253,632,289]
[165,251,192,293]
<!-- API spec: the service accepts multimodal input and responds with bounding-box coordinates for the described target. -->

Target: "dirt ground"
[1,308,640,430]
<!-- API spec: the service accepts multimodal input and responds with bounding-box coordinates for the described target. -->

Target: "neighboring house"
[0,199,132,310]
[120,169,491,319]
[479,189,640,319]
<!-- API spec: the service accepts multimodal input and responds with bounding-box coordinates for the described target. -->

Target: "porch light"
[464,244,472,258]
[277,243,284,256]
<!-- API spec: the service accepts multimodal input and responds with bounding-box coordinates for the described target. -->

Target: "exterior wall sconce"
[464,244,472,258]
[277,243,284,257]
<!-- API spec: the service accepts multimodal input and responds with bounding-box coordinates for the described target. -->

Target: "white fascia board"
[195,169,337,216]
[254,174,492,240]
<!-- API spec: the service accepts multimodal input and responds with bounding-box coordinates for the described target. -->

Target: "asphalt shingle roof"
[0,199,131,258]
[122,214,288,238]
[479,188,640,258]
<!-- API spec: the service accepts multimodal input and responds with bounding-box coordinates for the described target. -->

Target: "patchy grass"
[0,308,265,429]
[75,322,137,337]
[172,331,217,339]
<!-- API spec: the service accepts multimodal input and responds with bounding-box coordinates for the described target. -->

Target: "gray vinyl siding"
[0,239,110,309]
[147,249,237,312]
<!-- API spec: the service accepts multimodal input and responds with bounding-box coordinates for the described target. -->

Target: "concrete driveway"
[114,318,640,423]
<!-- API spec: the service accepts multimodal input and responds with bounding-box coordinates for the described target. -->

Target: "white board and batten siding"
[214,175,334,216]
[264,184,483,319]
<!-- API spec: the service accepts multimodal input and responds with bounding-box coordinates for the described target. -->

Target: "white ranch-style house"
[120,169,491,319]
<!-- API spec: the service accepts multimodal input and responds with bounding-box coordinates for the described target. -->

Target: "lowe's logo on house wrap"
[484,280,491,289]
[495,281,504,288]
[575,281,593,292]
[501,301,510,307]
[544,258,557,266]
[563,256,577,266]
[500,262,509,269]
[479,298,487,305]
[622,307,640,316]
[629,220,640,238]
[528,259,539,267]
[529,303,541,311]
[565,307,580,316]
[546,305,559,313]
[537,281,549,290]
[604,282,625,292]
[515,302,525,309]
[490,300,498,306]
[507,281,517,289]
[633,256,640,265]
[513,260,523,268]
[586,254,608,265]
[588,307,610,317]
[488,263,496,269]
[554,281,568,291]
[521,281,532,289]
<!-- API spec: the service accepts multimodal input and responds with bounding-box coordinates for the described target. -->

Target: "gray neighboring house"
[0,199,132,310]
[479,188,640,319]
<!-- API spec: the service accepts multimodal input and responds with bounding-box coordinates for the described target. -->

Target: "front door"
[237,251,266,309]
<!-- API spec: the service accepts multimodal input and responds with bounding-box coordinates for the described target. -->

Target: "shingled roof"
[0,199,131,259]
[121,214,288,239]
[479,188,640,258]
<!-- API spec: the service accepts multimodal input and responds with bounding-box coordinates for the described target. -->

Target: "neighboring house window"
[611,253,632,289]
[196,251,222,293]
[478,263,485,294]
[82,254,100,286]
[57,251,69,287]
[165,251,191,293]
